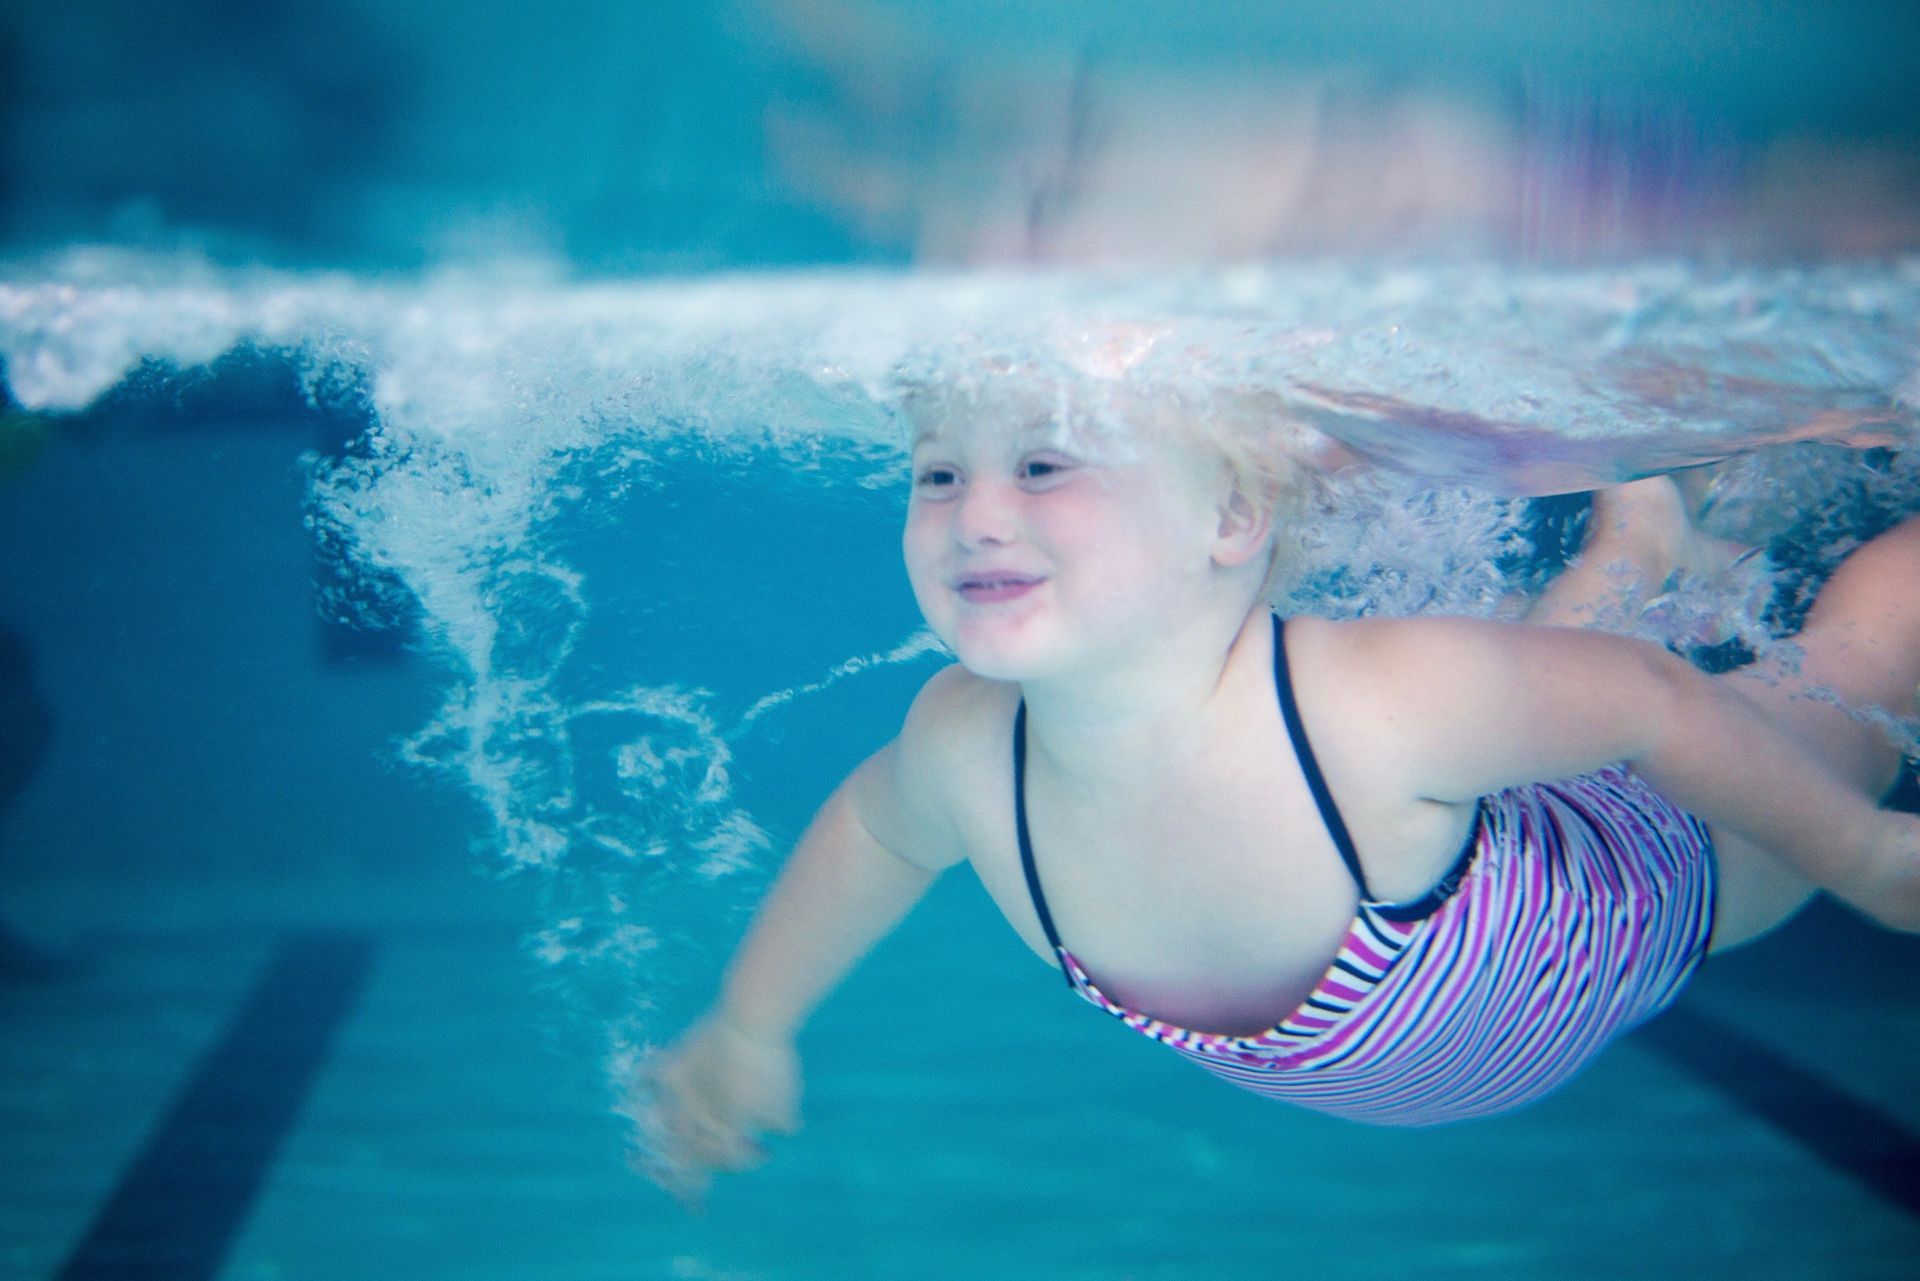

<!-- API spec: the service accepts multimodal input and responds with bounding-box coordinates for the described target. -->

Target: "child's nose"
[954,478,1017,546]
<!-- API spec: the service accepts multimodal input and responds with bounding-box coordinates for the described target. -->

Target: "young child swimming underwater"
[644,360,1920,1200]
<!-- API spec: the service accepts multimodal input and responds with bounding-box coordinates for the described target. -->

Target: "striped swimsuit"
[1013,615,1717,1126]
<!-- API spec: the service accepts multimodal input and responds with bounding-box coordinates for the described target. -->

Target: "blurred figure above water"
[756,0,1920,264]
[0,1,1915,269]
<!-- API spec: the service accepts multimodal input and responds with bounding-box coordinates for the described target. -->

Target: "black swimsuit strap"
[1271,615,1376,901]
[1012,700,1076,987]
[1014,616,1379,983]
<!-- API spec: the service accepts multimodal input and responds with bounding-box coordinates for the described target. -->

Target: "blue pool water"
[5,270,1920,1281]
[3,3,1920,1278]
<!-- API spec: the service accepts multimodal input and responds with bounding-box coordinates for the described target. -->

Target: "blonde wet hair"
[891,321,1317,601]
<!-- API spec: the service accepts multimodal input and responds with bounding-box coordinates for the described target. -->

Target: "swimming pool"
[3,4,1920,1278]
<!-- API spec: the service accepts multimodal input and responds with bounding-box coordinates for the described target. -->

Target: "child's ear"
[1212,485,1272,568]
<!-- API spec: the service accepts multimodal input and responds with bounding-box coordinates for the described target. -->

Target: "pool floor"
[2,880,1916,1281]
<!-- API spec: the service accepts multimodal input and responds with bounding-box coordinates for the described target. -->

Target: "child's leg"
[1709,516,1920,948]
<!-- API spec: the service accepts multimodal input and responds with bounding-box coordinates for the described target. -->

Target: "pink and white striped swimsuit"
[1013,615,1716,1126]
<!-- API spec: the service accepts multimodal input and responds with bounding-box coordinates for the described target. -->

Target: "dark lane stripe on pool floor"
[1636,1003,1920,1219]
[56,931,378,1281]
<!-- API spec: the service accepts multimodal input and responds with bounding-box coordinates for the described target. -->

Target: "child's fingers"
[718,1135,771,1172]
[726,1075,801,1139]
[757,1098,802,1137]
[631,1107,714,1208]
[637,1023,800,1200]
[644,1154,711,1212]
[665,1092,773,1174]
[668,1100,741,1161]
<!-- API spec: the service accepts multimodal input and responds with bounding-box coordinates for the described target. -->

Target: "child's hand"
[636,1011,803,1206]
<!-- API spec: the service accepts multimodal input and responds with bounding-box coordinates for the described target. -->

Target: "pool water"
[2,389,1918,1280]
[4,2,1920,1276]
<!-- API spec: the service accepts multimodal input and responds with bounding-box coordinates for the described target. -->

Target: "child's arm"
[643,671,973,1200]
[1338,617,1920,929]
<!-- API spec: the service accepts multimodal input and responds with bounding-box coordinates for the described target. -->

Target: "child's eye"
[1018,457,1073,485]
[914,465,961,492]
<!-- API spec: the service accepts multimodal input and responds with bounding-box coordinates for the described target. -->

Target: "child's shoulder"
[847,664,1018,874]
[897,662,1019,775]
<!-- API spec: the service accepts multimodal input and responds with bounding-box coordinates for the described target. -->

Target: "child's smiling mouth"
[953,572,1046,603]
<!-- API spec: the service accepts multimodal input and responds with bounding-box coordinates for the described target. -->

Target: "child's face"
[903,418,1229,682]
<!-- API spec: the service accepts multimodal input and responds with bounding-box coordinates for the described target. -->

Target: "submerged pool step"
[54,931,377,1281]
